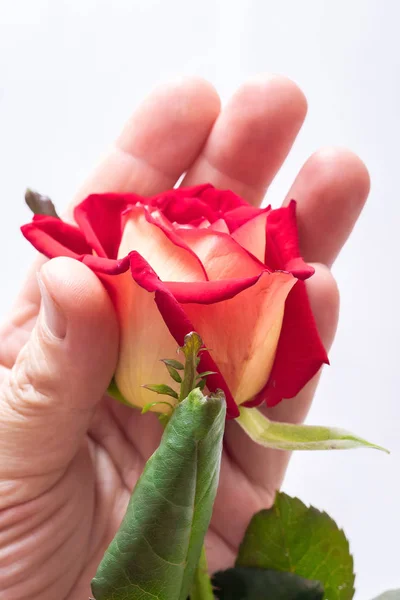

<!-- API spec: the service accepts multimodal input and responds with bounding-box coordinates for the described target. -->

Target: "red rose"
[22,184,328,418]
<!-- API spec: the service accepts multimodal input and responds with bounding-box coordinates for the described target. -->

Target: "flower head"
[22,184,328,418]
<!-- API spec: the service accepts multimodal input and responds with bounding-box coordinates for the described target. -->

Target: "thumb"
[0,257,118,506]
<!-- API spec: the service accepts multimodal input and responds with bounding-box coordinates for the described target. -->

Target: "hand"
[0,76,369,599]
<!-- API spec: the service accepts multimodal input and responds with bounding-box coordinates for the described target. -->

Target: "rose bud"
[22,184,328,418]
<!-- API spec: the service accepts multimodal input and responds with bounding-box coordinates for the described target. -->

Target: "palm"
[0,356,267,599]
[0,76,369,600]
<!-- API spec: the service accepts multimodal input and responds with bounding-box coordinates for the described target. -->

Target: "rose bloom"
[22,184,328,418]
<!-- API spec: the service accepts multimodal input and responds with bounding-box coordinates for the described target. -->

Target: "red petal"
[224,205,268,232]
[74,193,132,258]
[21,216,92,259]
[266,200,314,280]
[244,280,329,408]
[149,184,213,205]
[199,186,249,213]
[82,254,130,275]
[148,185,251,226]
[166,275,262,304]
[149,187,217,224]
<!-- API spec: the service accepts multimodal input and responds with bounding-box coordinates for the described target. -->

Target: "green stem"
[190,545,214,600]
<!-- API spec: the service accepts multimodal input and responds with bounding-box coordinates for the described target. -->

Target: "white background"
[0,1,398,597]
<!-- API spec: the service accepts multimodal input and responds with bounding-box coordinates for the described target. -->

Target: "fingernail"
[37,273,67,339]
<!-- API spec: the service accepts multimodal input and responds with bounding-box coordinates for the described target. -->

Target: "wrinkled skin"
[0,76,369,599]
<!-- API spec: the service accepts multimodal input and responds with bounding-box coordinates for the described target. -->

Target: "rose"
[22,184,327,418]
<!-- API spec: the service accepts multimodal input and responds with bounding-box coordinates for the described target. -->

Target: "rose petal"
[244,280,329,408]
[209,219,230,233]
[149,183,213,207]
[166,275,262,304]
[21,216,92,258]
[198,219,212,229]
[149,188,216,224]
[83,254,130,275]
[127,251,240,417]
[148,185,250,225]
[266,200,314,280]
[74,193,133,258]
[118,207,206,282]
[199,186,248,213]
[144,209,208,279]
[231,211,268,261]
[176,229,265,280]
[112,271,180,412]
[224,205,268,232]
[183,271,297,405]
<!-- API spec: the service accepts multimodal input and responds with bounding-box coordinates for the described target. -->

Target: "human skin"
[0,75,370,599]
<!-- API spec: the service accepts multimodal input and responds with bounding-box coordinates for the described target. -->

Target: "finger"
[285,147,370,266]
[75,76,221,202]
[213,265,339,549]
[0,260,47,373]
[1,78,220,367]
[182,74,307,206]
[0,257,118,507]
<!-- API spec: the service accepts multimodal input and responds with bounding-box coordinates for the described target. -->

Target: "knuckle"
[4,344,57,417]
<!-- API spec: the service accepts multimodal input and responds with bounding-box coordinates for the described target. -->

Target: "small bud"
[25,189,59,218]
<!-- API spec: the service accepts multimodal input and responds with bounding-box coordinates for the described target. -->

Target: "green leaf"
[165,364,183,383]
[142,383,179,400]
[198,379,207,391]
[91,388,226,600]
[161,358,185,370]
[141,401,175,414]
[237,492,355,600]
[25,188,60,218]
[212,567,324,600]
[196,371,217,379]
[371,592,400,600]
[237,407,389,452]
